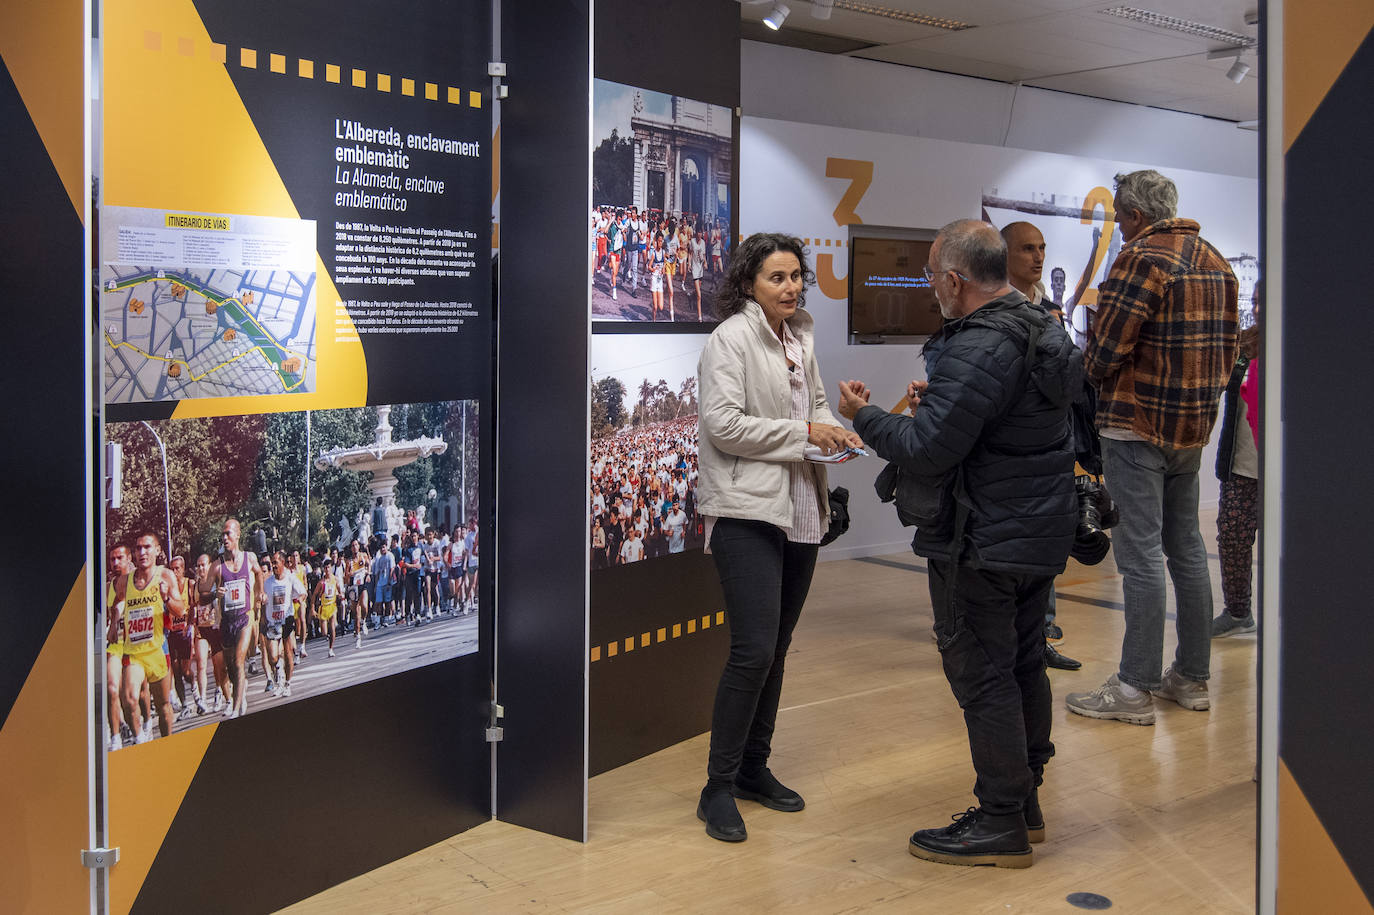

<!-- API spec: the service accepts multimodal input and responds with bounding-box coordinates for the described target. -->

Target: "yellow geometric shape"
[326,63,341,83]
[672,624,681,638]
[447,86,462,104]
[143,29,161,51]
[209,42,225,63]
[425,82,438,100]
[715,611,724,625]
[269,52,285,74]
[469,89,482,108]
[240,47,256,68]
[687,619,696,634]
[641,632,650,647]
[0,0,86,216]
[701,614,711,629]
[401,78,415,96]
[590,645,601,663]
[298,58,314,79]
[177,36,193,56]
[607,642,618,658]
[623,636,634,653]
[352,68,366,88]
[1283,2,1374,151]
[377,73,391,92]
[1278,759,1373,912]
[0,572,92,915]
[108,724,218,915]
[656,628,667,643]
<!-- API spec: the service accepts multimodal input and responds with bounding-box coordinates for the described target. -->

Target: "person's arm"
[698,331,807,461]
[805,347,861,447]
[161,568,187,618]
[1084,250,1164,385]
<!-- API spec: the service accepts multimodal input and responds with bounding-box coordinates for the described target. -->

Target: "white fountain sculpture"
[313,406,448,538]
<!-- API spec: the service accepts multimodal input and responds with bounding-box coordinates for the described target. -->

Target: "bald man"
[1000,221,1081,673]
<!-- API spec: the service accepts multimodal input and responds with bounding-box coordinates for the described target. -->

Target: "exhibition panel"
[0,5,93,911]
[98,0,494,909]
[587,0,741,776]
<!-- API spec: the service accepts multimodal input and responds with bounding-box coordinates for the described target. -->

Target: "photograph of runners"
[102,400,480,750]
[592,79,734,323]
[590,334,707,569]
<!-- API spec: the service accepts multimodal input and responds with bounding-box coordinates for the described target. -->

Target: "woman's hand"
[808,422,863,454]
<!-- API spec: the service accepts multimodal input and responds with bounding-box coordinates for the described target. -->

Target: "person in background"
[1212,294,1260,637]
[694,232,862,843]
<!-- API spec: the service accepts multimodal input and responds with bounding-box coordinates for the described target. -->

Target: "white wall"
[738,114,1258,560]
[742,41,1259,180]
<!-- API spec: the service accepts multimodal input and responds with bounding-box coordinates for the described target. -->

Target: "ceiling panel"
[743,0,1261,121]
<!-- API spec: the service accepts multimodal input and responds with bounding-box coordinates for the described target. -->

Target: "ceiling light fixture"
[831,0,973,30]
[1100,7,1256,47]
[763,2,790,29]
[810,0,834,20]
[1226,59,1251,83]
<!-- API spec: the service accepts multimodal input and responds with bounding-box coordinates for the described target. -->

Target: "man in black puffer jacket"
[836,219,1080,870]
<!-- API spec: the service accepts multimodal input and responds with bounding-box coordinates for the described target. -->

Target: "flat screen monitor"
[848,231,944,341]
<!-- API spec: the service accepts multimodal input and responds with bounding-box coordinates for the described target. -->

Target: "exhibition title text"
[333,118,482,212]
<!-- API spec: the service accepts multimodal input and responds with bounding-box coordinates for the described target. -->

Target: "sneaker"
[355,635,362,650]
[328,649,336,658]
[908,807,1033,868]
[212,693,224,713]
[177,705,195,721]
[697,787,747,843]
[135,728,152,745]
[1152,665,1210,711]
[265,679,276,694]
[195,698,208,715]
[108,732,122,752]
[1212,612,1256,638]
[1065,675,1155,725]
[170,691,183,711]
[282,682,292,698]
[732,768,805,812]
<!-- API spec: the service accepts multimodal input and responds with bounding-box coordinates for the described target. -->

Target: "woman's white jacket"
[696,300,840,529]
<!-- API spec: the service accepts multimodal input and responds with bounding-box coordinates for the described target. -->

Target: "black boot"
[909,807,1033,868]
[1045,642,1082,671]
[733,768,805,812]
[1024,789,1045,844]
[697,786,747,842]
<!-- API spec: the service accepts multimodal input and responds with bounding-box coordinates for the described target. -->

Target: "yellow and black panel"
[0,0,91,908]
[1279,2,1374,909]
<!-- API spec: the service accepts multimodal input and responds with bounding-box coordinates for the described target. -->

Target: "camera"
[1070,475,1118,565]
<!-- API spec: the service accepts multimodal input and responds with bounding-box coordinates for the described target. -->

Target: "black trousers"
[706,518,818,789]
[928,559,1055,815]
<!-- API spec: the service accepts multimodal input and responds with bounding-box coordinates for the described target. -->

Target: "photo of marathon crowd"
[590,335,707,569]
[101,401,480,751]
[592,79,734,323]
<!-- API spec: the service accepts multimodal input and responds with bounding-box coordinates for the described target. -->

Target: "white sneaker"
[328,649,336,658]
[222,702,234,718]
[195,698,208,715]
[170,691,183,711]
[135,728,152,745]
[355,636,362,649]
[282,682,292,697]
[108,733,122,752]
[265,679,276,694]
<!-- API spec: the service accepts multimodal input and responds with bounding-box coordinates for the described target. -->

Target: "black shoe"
[908,807,1032,868]
[1044,642,1082,671]
[1024,790,1045,844]
[697,787,747,842]
[732,768,805,812]
[1044,622,1064,642]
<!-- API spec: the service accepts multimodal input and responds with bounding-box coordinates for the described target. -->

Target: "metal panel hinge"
[486,701,504,741]
[82,848,120,869]
[485,726,504,742]
[487,61,507,77]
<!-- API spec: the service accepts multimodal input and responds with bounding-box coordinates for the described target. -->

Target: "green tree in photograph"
[591,376,628,439]
[591,128,634,206]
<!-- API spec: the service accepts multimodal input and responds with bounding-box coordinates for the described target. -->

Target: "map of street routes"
[101,207,318,404]
[103,267,317,402]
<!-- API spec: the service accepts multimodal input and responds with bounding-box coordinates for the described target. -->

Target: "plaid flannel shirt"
[1084,219,1238,449]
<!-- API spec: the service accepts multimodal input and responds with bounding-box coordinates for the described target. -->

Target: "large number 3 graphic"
[816,158,873,299]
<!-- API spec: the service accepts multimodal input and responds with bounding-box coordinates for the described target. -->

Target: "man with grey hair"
[837,219,1080,868]
[1066,170,1238,725]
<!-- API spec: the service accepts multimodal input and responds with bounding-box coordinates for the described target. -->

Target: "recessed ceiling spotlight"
[1226,59,1251,83]
[763,2,791,29]
[831,0,973,30]
[1100,6,1256,47]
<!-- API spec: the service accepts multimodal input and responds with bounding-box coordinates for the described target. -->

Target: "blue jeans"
[1102,438,1213,690]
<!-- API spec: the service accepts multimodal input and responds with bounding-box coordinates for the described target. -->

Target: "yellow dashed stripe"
[139,34,483,108]
[591,610,727,663]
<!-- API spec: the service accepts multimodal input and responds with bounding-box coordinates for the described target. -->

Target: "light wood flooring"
[286,510,1258,913]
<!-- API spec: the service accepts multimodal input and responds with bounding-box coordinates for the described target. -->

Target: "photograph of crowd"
[101,400,480,751]
[590,335,708,569]
[592,79,734,323]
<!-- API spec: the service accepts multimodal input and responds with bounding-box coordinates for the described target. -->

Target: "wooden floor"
[286,510,1258,913]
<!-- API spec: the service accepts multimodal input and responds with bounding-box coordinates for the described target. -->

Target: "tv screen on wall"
[848,230,943,340]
